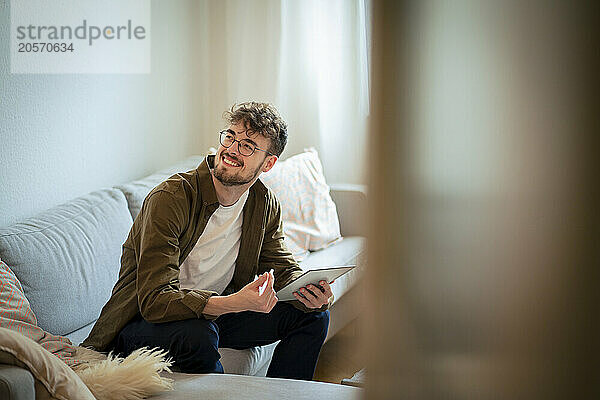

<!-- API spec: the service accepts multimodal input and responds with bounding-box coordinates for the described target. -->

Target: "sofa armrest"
[0,365,35,400]
[329,183,368,237]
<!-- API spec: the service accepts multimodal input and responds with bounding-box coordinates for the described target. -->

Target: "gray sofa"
[0,155,366,399]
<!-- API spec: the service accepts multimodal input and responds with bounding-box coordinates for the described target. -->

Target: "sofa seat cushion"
[299,236,366,304]
[218,342,278,376]
[115,156,204,219]
[154,372,363,400]
[0,189,132,336]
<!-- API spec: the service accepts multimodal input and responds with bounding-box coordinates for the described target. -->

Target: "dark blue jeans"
[114,302,330,381]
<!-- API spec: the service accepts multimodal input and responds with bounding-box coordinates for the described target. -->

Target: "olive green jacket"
[83,155,331,351]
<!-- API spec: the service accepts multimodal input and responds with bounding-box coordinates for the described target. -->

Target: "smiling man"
[82,102,333,381]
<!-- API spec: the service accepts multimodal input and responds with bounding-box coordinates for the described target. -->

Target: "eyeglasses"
[219,130,274,157]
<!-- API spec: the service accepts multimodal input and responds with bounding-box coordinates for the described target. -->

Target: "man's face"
[213,122,276,187]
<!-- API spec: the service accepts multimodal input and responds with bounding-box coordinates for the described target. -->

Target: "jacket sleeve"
[258,193,333,313]
[135,189,219,322]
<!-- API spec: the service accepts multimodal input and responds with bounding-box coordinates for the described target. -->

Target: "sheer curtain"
[206,0,371,184]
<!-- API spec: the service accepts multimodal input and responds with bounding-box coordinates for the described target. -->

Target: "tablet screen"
[276,265,355,301]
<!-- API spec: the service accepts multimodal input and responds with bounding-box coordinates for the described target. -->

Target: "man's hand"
[293,280,334,309]
[234,270,278,313]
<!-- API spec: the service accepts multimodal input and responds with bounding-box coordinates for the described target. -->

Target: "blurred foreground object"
[365,1,599,399]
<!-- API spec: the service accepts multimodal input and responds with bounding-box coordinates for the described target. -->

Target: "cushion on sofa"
[0,189,132,336]
[260,149,341,262]
[0,260,78,365]
[115,155,205,220]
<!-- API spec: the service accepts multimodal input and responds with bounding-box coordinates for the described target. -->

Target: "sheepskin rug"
[72,346,174,400]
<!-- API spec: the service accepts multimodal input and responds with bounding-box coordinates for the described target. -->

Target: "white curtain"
[205,0,371,184]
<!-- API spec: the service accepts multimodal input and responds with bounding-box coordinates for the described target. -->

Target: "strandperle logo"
[11,0,151,74]
[15,19,147,46]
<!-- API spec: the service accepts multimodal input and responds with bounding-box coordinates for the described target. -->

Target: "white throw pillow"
[260,148,341,262]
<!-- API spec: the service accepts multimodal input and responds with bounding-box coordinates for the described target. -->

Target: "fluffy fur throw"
[72,346,174,400]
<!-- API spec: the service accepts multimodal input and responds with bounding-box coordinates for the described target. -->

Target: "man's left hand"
[293,280,334,309]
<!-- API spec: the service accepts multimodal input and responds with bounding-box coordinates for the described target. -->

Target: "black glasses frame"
[219,130,274,157]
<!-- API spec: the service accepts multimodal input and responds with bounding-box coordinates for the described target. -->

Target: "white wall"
[0,1,212,228]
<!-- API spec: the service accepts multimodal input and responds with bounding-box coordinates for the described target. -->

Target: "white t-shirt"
[179,190,248,294]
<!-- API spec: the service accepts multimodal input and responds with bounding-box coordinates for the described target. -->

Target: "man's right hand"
[234,270,278,313]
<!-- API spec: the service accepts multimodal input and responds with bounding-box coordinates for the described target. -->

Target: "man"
[83,102,333,381]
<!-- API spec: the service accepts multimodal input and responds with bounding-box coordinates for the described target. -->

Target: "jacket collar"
[197,154,268,206]
[195,155,219,206]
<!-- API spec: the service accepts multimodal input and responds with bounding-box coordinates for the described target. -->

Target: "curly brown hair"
[223,102,288,157]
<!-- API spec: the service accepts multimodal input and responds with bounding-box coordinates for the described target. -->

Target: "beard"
[212,152,266,186]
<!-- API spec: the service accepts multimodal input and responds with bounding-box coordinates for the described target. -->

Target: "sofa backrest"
[115,155,204,220]
[0,189,132,336]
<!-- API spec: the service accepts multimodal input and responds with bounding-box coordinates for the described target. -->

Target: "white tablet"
[277,265,356,301]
